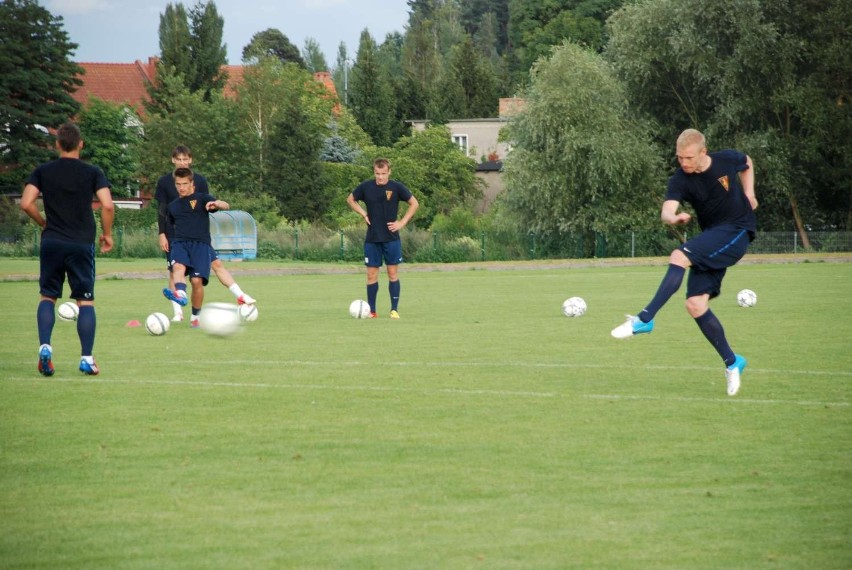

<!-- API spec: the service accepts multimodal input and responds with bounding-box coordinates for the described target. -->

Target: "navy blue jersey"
[352,179,414,243]
[167,193,217,244]
[26,158,110,243]
[155,172,210,238]
[666,150,756,237]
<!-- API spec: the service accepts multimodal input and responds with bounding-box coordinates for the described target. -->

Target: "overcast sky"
[47,0,410,66]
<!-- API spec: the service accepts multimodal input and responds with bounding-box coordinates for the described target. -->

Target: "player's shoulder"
[711,149,747,163]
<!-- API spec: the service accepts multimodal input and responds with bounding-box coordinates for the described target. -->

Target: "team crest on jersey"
[718,176,730,191]
[386,191,392,201]
[189,199,197,209]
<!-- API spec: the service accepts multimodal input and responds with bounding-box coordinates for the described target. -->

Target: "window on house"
[451,134,469,155]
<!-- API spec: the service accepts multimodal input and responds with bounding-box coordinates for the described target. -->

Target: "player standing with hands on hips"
[20,122,115,376]
[347,158,419,318]
[610,129,757,396]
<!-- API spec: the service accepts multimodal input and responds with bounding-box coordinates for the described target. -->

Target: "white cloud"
[48,0,111,15]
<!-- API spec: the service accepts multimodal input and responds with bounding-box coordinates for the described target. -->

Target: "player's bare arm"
[346,193,371,225]
[20,184,47,228]
[661,199,691,225]
[387,195,419,233]
[741,155,757,210]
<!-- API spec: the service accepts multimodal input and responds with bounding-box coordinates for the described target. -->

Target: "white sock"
[229,283,245,298]
[81,355,94,364]
[171,300,183,315]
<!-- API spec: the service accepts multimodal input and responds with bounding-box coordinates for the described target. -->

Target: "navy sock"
[367,282,379,312]
[694,309,736,366]
[176,283,187,294]
[389,280,400,311]
[639,264,685,323]
[37,300,55,346]
[77,305,96,357]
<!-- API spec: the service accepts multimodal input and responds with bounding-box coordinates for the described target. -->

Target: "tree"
[158,3,192,80]
[0,0,82,193]
[242,28,305,68]
[302,37,328,73]
[502,41,662,244]
[78,98,142,197]
[349,30,395,147]
[156,1,227,100]
[188,0,228,97]
[434,35,498,120]
[267,103,325,220]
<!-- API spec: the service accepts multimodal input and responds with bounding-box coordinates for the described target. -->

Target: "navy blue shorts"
[364,240,403,267]
[169,240,214,285]
[39,238,96,300]
[167,239,218,270]
[680,225,751,299]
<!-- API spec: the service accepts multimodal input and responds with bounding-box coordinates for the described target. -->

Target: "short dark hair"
[173,167,194,180]
[56,123,81,153]
[172,145,192,158]
[373,157,390,169]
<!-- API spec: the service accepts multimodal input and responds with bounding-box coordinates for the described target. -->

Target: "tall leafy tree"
[267,103,325,220]
[242,28,306,68]
[502,41,662,243]
[156,1,227,100]
[301,37,328,73]
[0,0,82,193]
[235,57,318,194]
[434,35,498,120]
[158,3,192,80]
[401,6,441,119]
[461,0,510,55]
[79,98,142,197]
[349,30,395,147]
[188,0,228,97]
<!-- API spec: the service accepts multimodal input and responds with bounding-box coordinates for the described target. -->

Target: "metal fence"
[2,227,850,262]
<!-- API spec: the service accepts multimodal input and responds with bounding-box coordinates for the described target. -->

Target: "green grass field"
[1,257,850,569]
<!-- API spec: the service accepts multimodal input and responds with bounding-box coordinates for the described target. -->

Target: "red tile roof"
[73,58,159,114]
[71,58,338,115]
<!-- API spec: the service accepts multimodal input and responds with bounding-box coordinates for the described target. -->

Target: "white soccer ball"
[57,301,79,321]
[145,312,170,336]
[737,288,758,307]
[238,303,259,322]
[561,296,587,317]
[349,299,371,319]
[199,302,241,337]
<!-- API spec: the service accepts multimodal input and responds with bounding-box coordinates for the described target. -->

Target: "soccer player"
[162,168,230,328]
[346,158,419,319]
[610,128,757,396]
[20,122,115,376]
[155,145,255,322]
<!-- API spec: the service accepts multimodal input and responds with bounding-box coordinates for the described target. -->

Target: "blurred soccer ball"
[145,312,170,336]
[57,301,79,321]
[349,299,371,319]
[238,303,258,322]
[561,296,587,317]
[199,302,241,337]
[736,289,757,307]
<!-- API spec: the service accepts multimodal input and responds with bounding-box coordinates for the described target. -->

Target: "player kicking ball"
[610,129,757,396]
[162,168,231,328]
